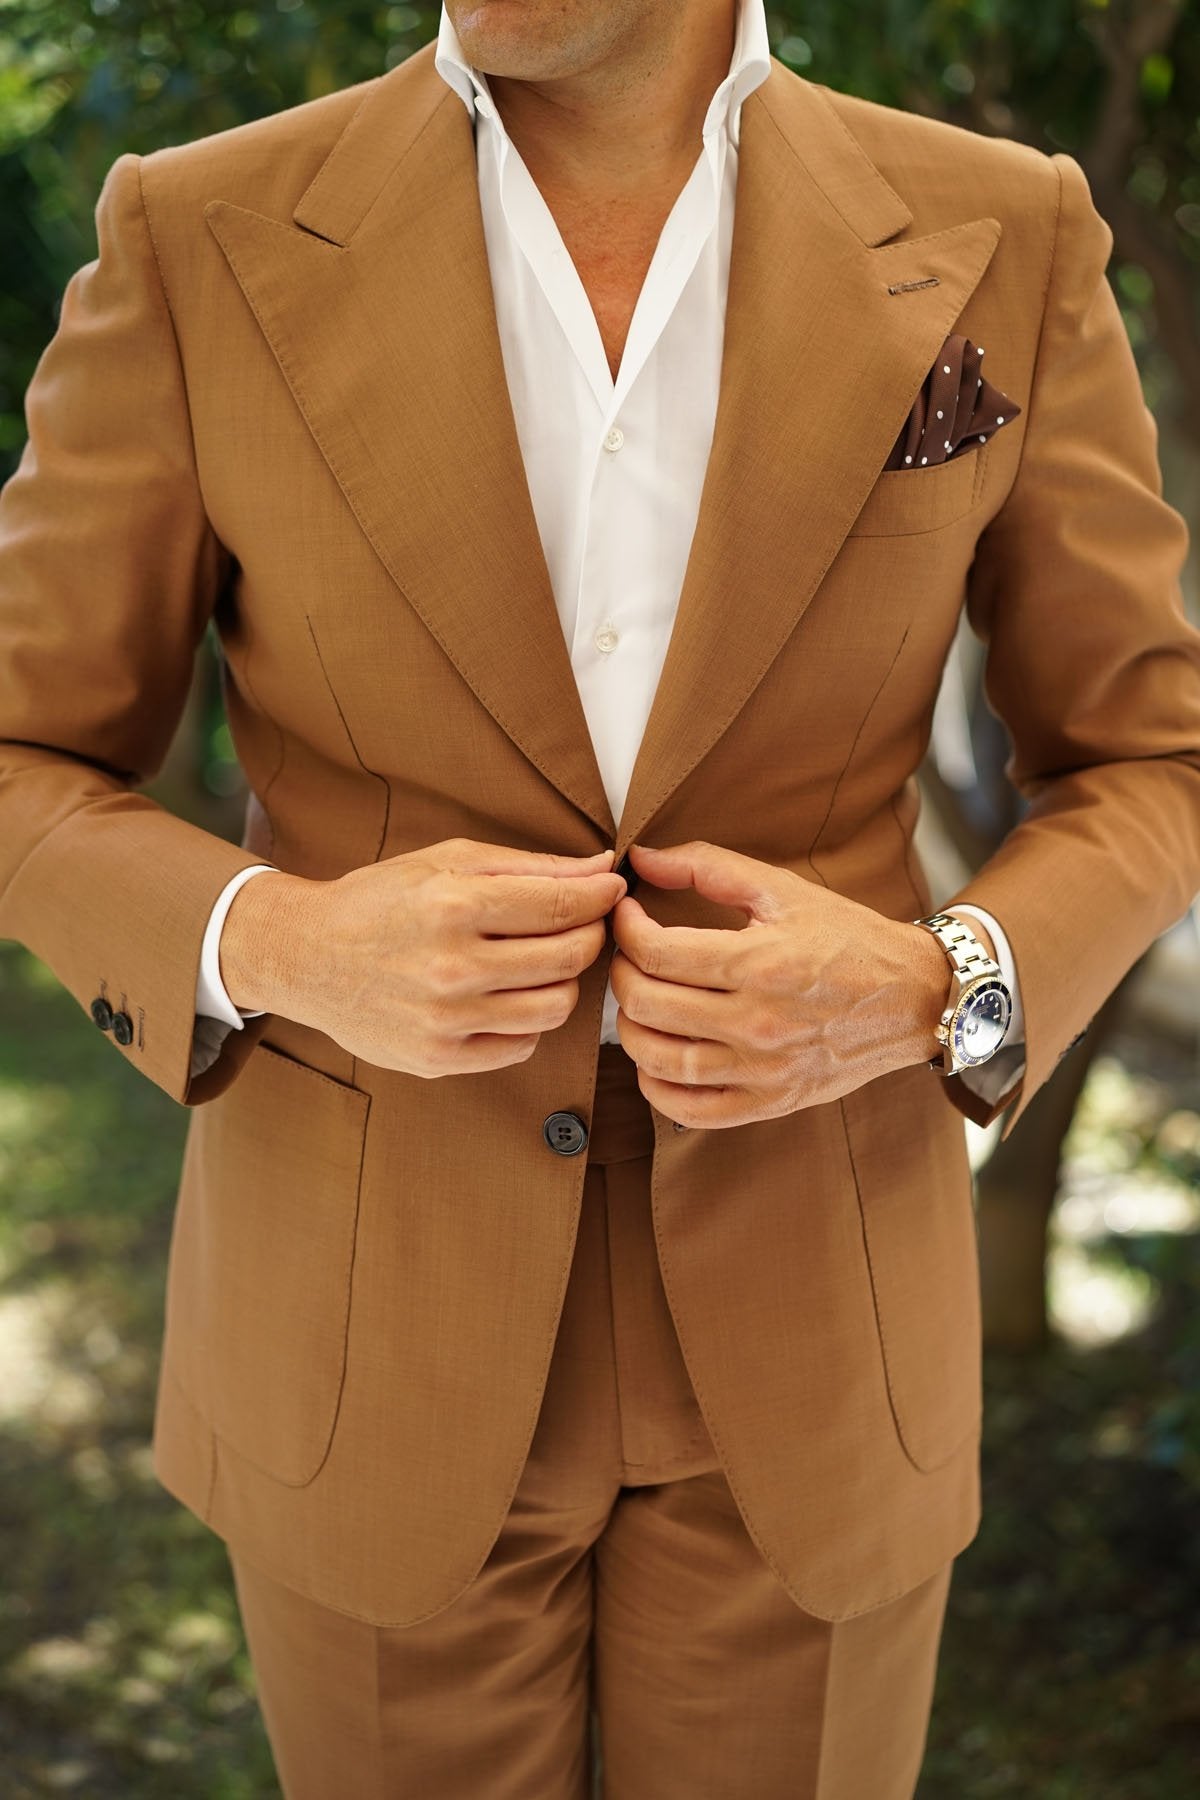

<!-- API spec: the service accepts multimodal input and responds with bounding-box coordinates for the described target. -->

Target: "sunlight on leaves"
[14,1633,112,1684]
[1048,1244,1159,1346]
[0,1286,107,1427]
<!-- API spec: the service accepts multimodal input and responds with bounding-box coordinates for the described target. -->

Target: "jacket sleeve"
[0,152,275,1104]
[943,151,1200,1138]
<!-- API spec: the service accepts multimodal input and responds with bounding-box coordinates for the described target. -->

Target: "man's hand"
[610,841,951,1127]
[221,839,626,1077]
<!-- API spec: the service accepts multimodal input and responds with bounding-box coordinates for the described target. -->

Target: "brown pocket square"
[884,333,1020,472]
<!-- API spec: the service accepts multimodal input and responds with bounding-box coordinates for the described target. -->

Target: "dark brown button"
[542,1112,588,1157]
[112,1010,134,1046]
[614,852,639,897]
[90,997,114,1032]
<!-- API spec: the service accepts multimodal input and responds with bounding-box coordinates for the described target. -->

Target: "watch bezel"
[944,976,1013,1068]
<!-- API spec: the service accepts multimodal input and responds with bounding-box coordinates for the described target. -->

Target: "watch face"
[952,980,1012,1065]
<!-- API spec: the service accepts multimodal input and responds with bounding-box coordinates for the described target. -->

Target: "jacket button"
[542,1111,588,1157]
[112,1010,134,1046]
[90,997,114,1032]
[614,852,639,897]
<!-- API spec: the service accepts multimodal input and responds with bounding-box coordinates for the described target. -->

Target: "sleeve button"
[90,997,114,1032]
[112,1011,134,1046]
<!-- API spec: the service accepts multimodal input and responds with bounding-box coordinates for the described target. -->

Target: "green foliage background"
[2,0,1199,468]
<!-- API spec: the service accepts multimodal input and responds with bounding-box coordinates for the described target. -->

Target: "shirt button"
[602,427,624,454]
[594,624,619,655]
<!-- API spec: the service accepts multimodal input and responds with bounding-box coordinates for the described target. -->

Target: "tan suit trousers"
[228,1048,952,1798]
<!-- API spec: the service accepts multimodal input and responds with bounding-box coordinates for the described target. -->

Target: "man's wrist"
[912,909,1019,1075]
[220,870,319,1016]
[905,921,954,1069]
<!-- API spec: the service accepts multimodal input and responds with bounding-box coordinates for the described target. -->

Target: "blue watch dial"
[952,980,1012,1065]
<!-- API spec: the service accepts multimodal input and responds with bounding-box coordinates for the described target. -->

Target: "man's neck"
[487,0,738,202]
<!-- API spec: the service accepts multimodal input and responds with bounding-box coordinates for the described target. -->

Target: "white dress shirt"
[194,0,1025,1100]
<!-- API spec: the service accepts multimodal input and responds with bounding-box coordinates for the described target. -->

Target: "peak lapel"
[617,70,1001,852]
[206,48,615,838]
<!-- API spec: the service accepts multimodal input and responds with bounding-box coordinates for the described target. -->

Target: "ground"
[0,943,1196,1795]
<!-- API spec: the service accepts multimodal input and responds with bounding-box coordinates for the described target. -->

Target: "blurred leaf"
[1140,50,1174,104]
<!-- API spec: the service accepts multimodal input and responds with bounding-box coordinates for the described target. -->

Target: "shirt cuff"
[195,864,279,1027]
[942,902,1027,1106]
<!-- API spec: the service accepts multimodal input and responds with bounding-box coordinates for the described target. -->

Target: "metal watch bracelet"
[914,910,1009,1075]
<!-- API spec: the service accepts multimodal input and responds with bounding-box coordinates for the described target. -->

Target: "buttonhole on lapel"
[887,277,941,296]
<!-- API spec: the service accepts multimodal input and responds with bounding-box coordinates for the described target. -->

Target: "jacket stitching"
[230,625,284,862]
[891,786,929,916]
[305,615,391,865]
[649,1132,958,1621]
[808,624,911,875]
[837,1092,977,1474]
[203,1066,371,1489]
[1002,155,1066,505]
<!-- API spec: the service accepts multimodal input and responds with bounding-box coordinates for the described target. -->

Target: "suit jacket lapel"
[206,47,616,838]
[616,70,1002,851]
[206,49,1001,854]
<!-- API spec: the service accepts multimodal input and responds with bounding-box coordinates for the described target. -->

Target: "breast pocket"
[848,441,990,538]
[164,1041,371,1487]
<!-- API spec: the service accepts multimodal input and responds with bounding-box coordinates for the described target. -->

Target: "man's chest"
[546,193,684,381]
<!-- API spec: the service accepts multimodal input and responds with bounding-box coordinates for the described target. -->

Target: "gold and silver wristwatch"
[914,910,1013,1076]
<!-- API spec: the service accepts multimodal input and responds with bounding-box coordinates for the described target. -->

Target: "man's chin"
[447,0,614,83]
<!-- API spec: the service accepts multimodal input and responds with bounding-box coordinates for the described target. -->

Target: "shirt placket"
[473,80,731,819]
[570,130,725,694]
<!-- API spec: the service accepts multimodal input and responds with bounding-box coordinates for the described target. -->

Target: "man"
[2,0,1198,1792]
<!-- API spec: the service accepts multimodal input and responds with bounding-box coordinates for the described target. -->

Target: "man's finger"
[469,978,583,1036]
[634,1071,746,1130]
[426,1032,541,1075]
[627,840,790,922]
[472,870,626,935]
[610,951,732,1035]
[439,841,617,879]
[481,920,608,990]
[611,895,739,987]
[615,1015,738,1088]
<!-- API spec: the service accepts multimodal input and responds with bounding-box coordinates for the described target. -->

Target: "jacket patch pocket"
[164,1041,370,1487]
[838,1062,982,1471]
[848,440,988,538]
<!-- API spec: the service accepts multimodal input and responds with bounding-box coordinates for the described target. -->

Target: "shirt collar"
[434,0,771,150]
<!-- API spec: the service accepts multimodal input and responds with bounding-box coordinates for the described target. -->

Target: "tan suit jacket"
[2,47,1198,1627]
